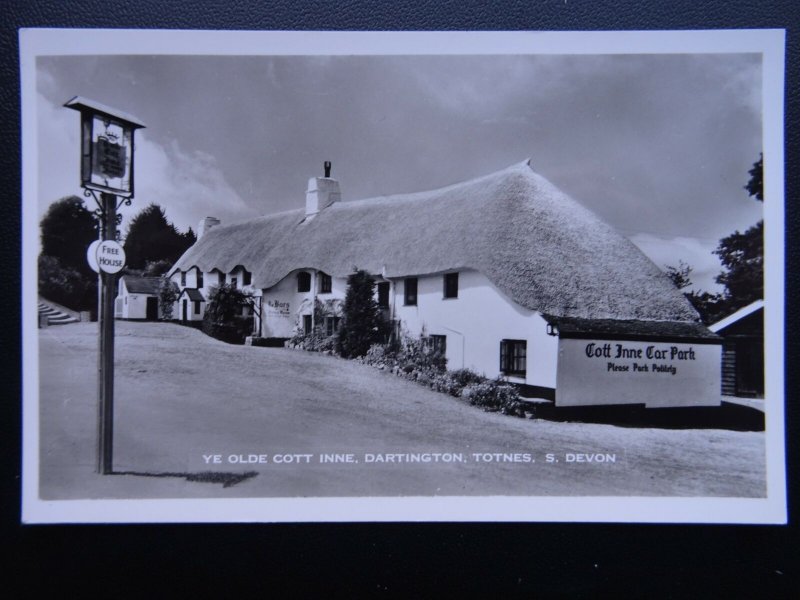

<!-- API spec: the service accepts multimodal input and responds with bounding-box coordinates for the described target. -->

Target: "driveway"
[37,321,766,499]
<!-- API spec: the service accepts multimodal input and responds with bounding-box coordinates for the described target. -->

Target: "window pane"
[404,278,417,305]
[378,282,390,307]
[320,273,332,293]
[444,272,458,298]
[297,272,311,292]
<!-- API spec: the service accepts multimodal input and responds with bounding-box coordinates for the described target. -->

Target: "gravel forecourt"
[37,321,766,499]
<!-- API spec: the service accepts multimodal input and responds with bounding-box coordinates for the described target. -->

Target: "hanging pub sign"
[64,96,146,198]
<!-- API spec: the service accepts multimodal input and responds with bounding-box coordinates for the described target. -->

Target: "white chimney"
[305,161,340,219]
[197,216,221,239]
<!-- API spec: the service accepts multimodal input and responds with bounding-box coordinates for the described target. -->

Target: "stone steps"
[38,301,79,325]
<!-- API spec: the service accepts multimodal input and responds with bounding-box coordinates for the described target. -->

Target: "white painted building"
[169,160,721,407]
[116,276,177,320]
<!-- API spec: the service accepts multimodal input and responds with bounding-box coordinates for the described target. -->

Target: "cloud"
[133,135,253,233]
[629,233,723,294]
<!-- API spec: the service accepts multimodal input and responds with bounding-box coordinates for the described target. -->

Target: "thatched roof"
[170,160,699,322]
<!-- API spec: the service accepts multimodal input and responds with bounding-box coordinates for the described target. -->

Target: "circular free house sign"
[95,240,126,274]
[86,240,101,273]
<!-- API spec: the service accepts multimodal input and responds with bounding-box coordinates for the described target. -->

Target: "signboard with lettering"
[95,240,126,274]
[555,338,721,408]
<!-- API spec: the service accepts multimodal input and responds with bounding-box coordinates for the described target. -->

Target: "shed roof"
[171,160,700,322]
[708,300,764,333]
[548,316,720,344]
[122,276,174,295]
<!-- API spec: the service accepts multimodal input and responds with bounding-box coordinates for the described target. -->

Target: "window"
[303,314,313,335]
[218,270,225,286]
[428,334,446,356]
[404,278,418,306]
[297,271,311,292]
[243,270,251,286]
[180,271,186,286]
[319,272,332,294]
[444,272,459,299]
[194,300,201,315]
[231,277,238,289]
[500,339,527,377]
[197,270,203,288]
[325,316,341,336]
[377,282,390,308]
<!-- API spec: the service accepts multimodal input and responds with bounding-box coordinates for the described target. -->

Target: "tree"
[664,260,725,324]
[337,269,389,358]
[157,277,179,320]
[40,196,98,277]
[745,153,763,201]
[714,220,763,311]
[202,284,253,344]
[144,259,174,277]
[39,196,99,310]
[123,203,196,270]
[665,260,693,290]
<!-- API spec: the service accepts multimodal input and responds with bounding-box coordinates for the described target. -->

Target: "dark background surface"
[2,1,797,595]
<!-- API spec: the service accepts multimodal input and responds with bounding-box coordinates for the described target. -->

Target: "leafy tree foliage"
[144,259,174,277]
[38,196,99,310]
[40,196,98,278]
[714,220,763,311]
[665,260,693,290]
[157,277,179,320]
[202,284,253,344]
[38,255,96,310]
[337,269,390,358]
[745,153,763,201]
[123,203,196,270]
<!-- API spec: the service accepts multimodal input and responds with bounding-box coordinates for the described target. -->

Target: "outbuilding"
[116,276,176,320]
[169,160,722,408]
[709,300,764,398]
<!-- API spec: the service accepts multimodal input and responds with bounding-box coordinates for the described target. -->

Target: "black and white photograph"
[20,29,786,523]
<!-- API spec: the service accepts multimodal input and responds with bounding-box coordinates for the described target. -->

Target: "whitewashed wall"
[261,269,348,338]
[392,269,559,388]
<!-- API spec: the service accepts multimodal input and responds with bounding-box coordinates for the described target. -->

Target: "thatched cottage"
[169,160,721,407]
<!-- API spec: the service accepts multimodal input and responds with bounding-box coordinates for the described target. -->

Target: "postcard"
[20,29,786,523]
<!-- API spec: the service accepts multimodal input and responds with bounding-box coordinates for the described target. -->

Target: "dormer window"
[180,271,186,286]
[197,270,203,288]
[243,270,251,286]
[319,272,332,294]
[231,276,238,289]
[444,272,458,299]
[297,271,311,293]
[218,270,225,286]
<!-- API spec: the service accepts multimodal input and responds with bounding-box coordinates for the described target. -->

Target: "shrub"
[38,254,96,311]
[449,368,484,388]
[158,277,179,320]
[337,269,390,358]
[202,284,254,344]
[462,378,525,417]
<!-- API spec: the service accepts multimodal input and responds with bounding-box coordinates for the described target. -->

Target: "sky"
[36,53,763,292]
